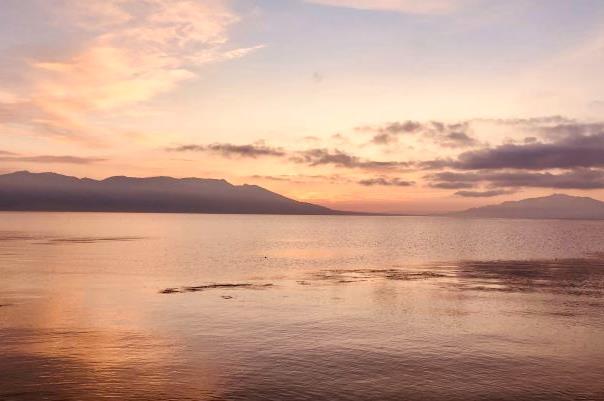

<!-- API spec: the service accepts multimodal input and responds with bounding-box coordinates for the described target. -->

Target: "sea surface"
[1,212,603,401]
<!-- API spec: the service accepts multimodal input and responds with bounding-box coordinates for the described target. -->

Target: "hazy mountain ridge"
[0,171,339,215]
[450,193,604,220]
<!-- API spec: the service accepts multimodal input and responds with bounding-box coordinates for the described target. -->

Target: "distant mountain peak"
[450,193,604,220]
[0,171,342,215]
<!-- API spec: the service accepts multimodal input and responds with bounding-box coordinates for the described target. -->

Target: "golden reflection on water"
[1,213,604,400]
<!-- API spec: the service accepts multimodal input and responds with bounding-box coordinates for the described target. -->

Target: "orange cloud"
[0,0,262,144]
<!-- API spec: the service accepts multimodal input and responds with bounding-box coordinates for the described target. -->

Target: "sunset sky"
[2,0,604,213]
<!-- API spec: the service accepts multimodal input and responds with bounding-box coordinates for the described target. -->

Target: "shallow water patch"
[159,283,274,294]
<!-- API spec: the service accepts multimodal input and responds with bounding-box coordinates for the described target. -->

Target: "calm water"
[1,213,603,401]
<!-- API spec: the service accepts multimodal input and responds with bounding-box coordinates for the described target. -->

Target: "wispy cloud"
[438,132,478,148]
[0,155,105,164]
[305,0,468,14]
[0,0,260,143]
[249,175,295,182]
[472,116,576,127]
[291,148,412,171]
[167,142,412,171]
[359,120,478,148]
[454,189,515,198]
[358,177,414,186]
[168,143,286,158]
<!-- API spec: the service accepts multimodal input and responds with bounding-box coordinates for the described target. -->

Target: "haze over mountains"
[450,194,604,220]
[1,171,604,219]
[0,171,336,215]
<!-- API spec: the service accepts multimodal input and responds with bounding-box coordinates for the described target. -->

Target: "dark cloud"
[291,148,412,171]
[536,123,604,140]
[450,132,604,170]
[168,143,412,172]
[428,169,604,190]
[168,143,286,158]
[438,131,478,148]
[427,171,483,184]
[358,121,422,135]
[371,132,398,145]
[429,181,475,189]
[358,177,414,187]
[424,122,479,148]
[454,189,515,198]
[359,120,478,148]
[358,121,422,145]
[417,158,456,170]
[0,155,105,164]
[0,150,17,156]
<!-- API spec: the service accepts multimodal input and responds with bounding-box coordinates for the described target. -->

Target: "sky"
[2,0,604,213]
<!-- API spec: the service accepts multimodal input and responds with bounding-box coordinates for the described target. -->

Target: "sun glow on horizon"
[2,0,604,213]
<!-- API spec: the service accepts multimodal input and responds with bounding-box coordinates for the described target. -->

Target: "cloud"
[358,177,414,186]
[589,100,604,110]
[450,132,604,170]
[312,72,324,83]
[0,100,93,143]
[0,155,105,164]
[428,169,604,190]
[168,143,286,158]
[454,189,515,197]
[370,133,398,145]
[291,148,412,171]
[249,175,294,182]
[304,0,467,14]
[248,174,316,184]
[437,131,478,148]
[168,143,412,171]
[359,120,478,148]
[33,0,251,113]
[249,174,352,184]
[536,123,604,140]
[369,121,423,135]
[358,120,422,145]
[429,181,475,189]
[0,0,260,143]
[473,116,576,127]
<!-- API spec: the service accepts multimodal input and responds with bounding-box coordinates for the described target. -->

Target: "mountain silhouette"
[0,171,341,215]
[450,193,604,220]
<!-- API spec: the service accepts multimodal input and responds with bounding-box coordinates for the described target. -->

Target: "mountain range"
[1,171,604,219]
[0,171,338,215]
[449,193,604,220]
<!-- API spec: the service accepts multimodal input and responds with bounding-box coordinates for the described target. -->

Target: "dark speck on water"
[159,288,180,294]
[160,283,274,294]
